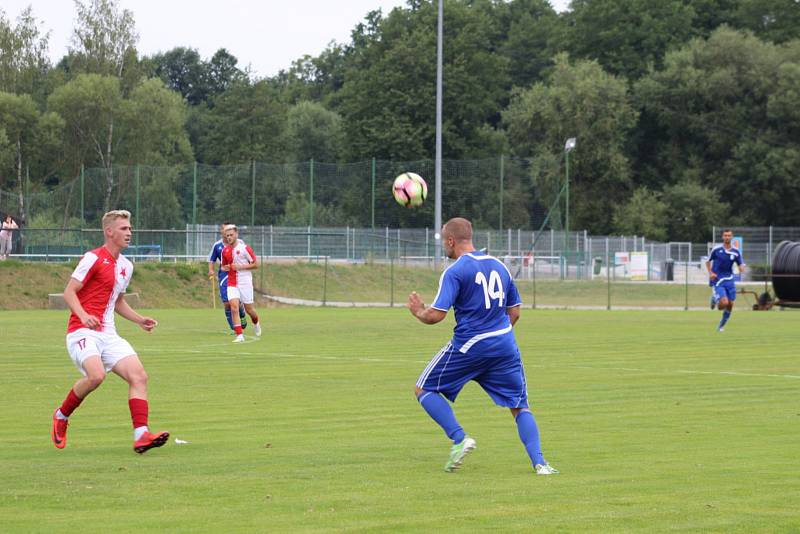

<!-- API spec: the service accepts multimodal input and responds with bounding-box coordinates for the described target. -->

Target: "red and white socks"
[56,388,84,420]
[129,398,149,440]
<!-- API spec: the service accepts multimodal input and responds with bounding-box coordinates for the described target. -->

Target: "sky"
[3,0,570,78]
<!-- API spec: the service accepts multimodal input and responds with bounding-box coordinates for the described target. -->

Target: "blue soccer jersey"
[208,239,226,280]
[431,251,522,356]
[708,245,744,283]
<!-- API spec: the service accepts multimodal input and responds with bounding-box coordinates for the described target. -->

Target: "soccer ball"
[393,172,428,208]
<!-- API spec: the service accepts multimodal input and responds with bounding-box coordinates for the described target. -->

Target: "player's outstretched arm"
[115,294,158,332]
[408,291,447,325]
[506,304,521,326]
[63,278,101,329]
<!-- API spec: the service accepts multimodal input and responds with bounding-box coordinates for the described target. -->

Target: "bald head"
[443,217,473,243]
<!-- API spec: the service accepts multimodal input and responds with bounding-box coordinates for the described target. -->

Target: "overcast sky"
[3,0,570,78]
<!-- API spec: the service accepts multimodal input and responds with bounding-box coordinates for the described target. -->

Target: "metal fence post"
[135,165,140,250]
[499,154,504,232]
[309,159,315,229]
[532,255,537,310]
[607,246,611,310]
[371,157,376,229]
[192,161,197,225]
[80,164,85,228]
[768,226,773,273]
[322,255,328,306]
[390,256,394,307]
[250,160,256,227]
[258,227,264,292]
[685,256,689,311]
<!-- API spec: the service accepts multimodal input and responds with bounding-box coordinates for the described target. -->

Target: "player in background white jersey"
[221,224,262,343]
[208,222,248,334]
[51,210,169,454]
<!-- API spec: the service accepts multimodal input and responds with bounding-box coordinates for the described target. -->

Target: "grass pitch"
[1,307,799,532]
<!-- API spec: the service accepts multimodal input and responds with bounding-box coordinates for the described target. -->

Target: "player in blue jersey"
[706,228,745,332]
[408,217,558,475]
[207,223,247,333]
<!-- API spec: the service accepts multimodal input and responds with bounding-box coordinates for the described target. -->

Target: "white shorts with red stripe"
[66,329,136,375]
[226,281,254,304]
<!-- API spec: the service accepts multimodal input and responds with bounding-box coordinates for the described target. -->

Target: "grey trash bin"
[593,257,602,276]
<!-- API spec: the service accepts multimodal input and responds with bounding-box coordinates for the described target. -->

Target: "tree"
[284,101,343,163]
[0,6,51,97]
[498,0,560,88]
[194,81,287,164]
[69,0,138,79]
[504,54,638,234]
[662,180,729,243]
[338,1,510,160]
[613,187,668,241]
[48,74,123,211]
[563,0,697,80]
[123,77,192,164]
[274,44,348,105]
[634,27,800,226]
[148,47,208,105]
[0,92,64,223]
[49,74,191,216]
[205,48,245,99]
[734,0,800,43]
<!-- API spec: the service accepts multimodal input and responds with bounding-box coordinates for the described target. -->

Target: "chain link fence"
[0,157,557,232]
[4,224,787,309]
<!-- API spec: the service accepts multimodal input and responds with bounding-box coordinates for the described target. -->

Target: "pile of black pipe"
[771,240,800,302]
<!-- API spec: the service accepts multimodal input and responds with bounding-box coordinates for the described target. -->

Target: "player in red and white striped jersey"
[220,224,262,342]
[51,210,169,454]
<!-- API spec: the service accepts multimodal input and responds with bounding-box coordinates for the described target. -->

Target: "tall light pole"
[434,0,443,267]
[564,137,576,249]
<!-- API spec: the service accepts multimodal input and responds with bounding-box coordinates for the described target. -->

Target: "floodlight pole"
[565,149,570,245]
[564,138,576,252]
[434,0,443,267]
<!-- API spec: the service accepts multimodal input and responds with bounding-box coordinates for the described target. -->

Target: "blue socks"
[719,309,731,330]
[417,391,465,444]
[224,306,234,329]
[515,410,546,466]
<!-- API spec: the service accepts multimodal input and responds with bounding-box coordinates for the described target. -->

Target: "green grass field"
[2,308,799,532]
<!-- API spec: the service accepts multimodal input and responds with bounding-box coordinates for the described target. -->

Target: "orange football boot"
[52,411,68,449]
[133,431,170,454]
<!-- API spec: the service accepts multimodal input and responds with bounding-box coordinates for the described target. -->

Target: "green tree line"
[1,0,799,242]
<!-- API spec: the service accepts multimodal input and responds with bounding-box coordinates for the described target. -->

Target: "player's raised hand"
[408,291,425,315]
[82,314,101,330]
[139,317,158,332]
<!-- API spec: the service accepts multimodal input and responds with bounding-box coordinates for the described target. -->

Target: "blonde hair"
[102,210,131,228]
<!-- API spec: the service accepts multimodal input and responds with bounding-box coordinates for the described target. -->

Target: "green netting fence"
[0,156,563,232]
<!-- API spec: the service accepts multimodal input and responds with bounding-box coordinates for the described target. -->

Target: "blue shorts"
[713,278,736,302]
[218,275,229,303]
[416,343,529,409]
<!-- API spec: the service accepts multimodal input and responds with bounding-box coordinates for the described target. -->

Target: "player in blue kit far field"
[208,223,247,333]
[706,228,745,332]
[407,217,558,475]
